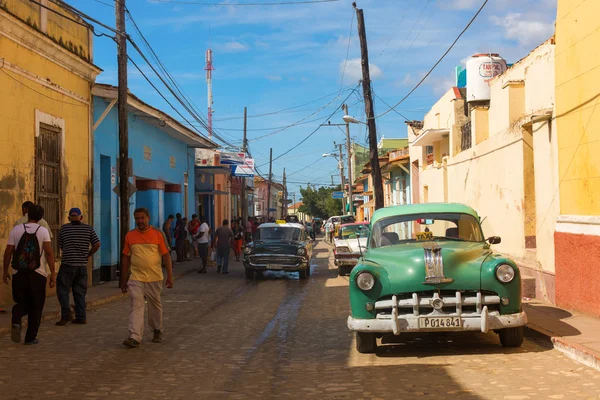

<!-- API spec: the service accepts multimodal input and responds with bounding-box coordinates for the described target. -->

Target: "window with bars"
[461,121,472,151]
[36,123,62,257]
[425,145,434,165]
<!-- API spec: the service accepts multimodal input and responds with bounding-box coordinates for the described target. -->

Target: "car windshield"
[340,216,356,224]
[340,224,370,239]
[370,212,484,248]
[258,227,302,241]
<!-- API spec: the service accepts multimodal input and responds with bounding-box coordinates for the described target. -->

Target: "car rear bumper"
[347,309,527,335]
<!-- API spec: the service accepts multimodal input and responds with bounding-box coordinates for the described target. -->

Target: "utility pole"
[266,148,273,220]
[116,0,129,253]
[282,168,287,219]
[354,2,384,210]
[338,143,345,215]
[241,107,248,228]
[342,104,354,216]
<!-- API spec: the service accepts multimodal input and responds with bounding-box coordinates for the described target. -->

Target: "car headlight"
[496,264,515,283]
[297,247,306,256]
[244,247,254,255]
[336,246,351,253]
[356,271,375,291]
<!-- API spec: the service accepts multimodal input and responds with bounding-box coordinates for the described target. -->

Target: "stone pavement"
[0,257,203,334]
[1,238,600,399]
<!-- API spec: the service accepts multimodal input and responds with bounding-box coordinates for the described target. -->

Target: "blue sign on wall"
[332,191,344,199]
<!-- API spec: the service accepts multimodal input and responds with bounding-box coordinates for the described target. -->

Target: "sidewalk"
[524,299,600,371]
[0,259,202,334]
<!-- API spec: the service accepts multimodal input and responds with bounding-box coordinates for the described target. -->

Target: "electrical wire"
[373,0,489,120]
[148,0,338,5]
[339,11,354,90]
[256,86,359,168]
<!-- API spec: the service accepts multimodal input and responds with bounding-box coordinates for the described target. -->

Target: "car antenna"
[357,233,364,258]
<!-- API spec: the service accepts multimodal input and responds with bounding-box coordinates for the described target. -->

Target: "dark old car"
[243,221,313,280]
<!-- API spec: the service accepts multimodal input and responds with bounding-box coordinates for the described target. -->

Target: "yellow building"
[0,1,100,305]
[554,0,600,317]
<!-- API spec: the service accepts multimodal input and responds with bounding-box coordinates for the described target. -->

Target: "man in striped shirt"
[55,208,100,326]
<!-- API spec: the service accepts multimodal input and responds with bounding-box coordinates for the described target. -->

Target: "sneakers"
[122,337,140,348]
[24,339,40,345]
[10,324,21,343]
[72,319,87,324]
[152,330,162,343]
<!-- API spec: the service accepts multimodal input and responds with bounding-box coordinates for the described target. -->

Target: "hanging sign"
[220,152,246,165]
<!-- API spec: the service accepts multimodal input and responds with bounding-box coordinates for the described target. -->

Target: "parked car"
[243,221,313,280]
[347,203,527,353]
[333,222,370,276]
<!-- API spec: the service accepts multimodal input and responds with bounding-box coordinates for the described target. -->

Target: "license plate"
[267,264,283,270]
[418,316,462,329]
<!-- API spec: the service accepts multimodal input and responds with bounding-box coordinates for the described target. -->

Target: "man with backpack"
[55,208,100,326]
[2,205,56,345]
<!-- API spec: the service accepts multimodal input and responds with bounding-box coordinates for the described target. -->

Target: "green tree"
[298,185,343,219]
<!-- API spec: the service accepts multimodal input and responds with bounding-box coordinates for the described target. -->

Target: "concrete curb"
[0,266,197,335]
[524,324,600,372]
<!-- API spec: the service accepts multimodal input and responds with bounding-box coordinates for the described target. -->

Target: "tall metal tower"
[204,49,214,139]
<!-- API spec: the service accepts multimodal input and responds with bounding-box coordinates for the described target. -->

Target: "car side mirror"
[487,236,501,244]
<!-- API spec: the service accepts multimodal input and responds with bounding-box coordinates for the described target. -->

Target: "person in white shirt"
[2,204,56,345]
[196,216,210,274]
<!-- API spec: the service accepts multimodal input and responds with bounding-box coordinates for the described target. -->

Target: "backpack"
[12,224,42,271]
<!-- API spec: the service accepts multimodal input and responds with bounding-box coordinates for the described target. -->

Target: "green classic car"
[347,203,527,354]
[243,221,313,280]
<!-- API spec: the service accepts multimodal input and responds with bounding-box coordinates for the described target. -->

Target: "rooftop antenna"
[205,48,214,139]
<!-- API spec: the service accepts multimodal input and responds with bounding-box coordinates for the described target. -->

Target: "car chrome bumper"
[347,308,527,335]
[335,259,359,267]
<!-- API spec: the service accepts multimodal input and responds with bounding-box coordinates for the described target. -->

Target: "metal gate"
[36,123,61,256]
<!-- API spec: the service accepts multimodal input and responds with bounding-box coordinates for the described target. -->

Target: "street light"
[343,115,366,125]
[322,153,337,158]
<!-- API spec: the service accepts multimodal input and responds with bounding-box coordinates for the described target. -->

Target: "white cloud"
[341,58,383,82]
[490,12,554,47]
[265,75,283,82]
[221,41,249,53]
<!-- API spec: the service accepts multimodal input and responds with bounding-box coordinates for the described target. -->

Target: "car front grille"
[375,290,501,318]
[248,255,303,266]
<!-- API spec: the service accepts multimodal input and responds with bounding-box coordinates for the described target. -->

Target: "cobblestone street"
[1,238,600,400]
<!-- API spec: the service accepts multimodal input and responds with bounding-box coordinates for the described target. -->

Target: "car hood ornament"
[422,242,453,284]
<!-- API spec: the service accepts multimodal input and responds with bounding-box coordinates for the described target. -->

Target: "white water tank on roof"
[466,53,507,102]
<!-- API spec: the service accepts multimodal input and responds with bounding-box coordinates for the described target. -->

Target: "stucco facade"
[0,1,100,305]
[554,0,600,316]
[92,84,215,282]
[409,40,559,303]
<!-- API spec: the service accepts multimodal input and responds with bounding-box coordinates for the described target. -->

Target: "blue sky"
[80,0,557,199]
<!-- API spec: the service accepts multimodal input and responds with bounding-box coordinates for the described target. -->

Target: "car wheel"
[298,267,308,279]
[306,264,312,276]
[356,332,377,354]
[245,268,254,280]
[338,266,345,276]
[499,326,524,347]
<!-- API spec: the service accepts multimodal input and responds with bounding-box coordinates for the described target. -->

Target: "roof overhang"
[412,128,450,147]
[92,84,218,149]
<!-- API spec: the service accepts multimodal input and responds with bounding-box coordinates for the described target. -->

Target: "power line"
[339,11,354,90]
[374,0,489,120]
[257,87,358,168]
[148,0,338,5]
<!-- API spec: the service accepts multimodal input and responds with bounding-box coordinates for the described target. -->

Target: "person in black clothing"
[175,217,187,263]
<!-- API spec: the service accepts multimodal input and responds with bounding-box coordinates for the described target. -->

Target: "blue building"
[91,84,216,283]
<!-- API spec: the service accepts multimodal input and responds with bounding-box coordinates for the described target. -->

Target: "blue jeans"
[216,247,230,273]
[57,265,88,320]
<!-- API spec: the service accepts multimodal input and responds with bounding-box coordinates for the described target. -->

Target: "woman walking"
[232,221,243,262]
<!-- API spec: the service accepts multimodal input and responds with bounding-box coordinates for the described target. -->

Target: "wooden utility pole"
[354,2,384,210]
[342,104,354,216]
[241,107,248,227]
[266,148,273,220]
[282,168,287,219]
[338,143,345,215]
[116,0,129,251]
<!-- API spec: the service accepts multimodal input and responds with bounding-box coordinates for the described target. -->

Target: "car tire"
[245,268,254,280]
[338,266,345,276]
[356,332,377,354]
[298,267,308,280]
[499,326,524,347]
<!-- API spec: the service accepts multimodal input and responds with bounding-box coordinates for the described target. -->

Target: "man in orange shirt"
[120,207,174,348]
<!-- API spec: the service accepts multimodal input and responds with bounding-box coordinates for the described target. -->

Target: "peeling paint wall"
[0,3,94,306]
